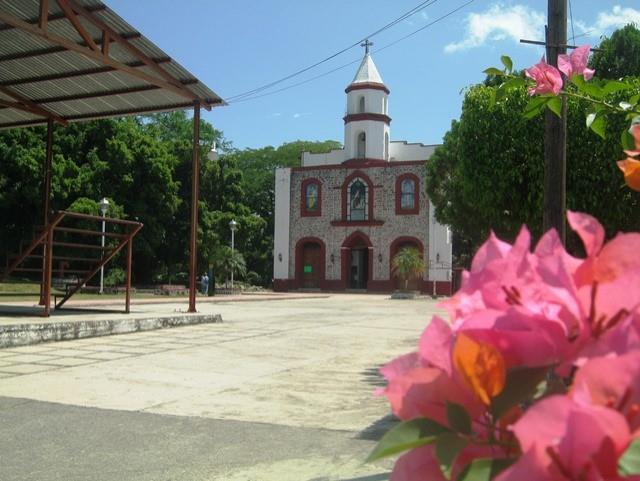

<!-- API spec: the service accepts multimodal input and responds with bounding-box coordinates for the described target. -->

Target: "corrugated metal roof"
[0,0,226,129]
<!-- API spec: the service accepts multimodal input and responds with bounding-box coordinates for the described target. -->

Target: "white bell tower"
[343,40,390,162]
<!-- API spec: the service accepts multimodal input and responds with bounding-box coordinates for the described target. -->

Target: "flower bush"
[485,46,640,192]
[370,211,640,480]
[370,45,640,481]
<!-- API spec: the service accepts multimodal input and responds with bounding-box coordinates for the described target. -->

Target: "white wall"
[273,168,291,280]
[346,89,387,115]
[302,149,346,167]
[428,203,452,282]
[344,120,388,159]
[389,142,437,162]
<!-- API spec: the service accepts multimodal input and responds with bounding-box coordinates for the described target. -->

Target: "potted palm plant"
[391,247,425,299]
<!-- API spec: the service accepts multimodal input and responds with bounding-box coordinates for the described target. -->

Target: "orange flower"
[453,332,506,405]
[617,157,640,191]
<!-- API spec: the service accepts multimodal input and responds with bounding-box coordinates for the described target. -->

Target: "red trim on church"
[345,82,390,95]
[300,178,322,217]
[343,113,391,125]
[342,158,387,167]
[395,173,420,215]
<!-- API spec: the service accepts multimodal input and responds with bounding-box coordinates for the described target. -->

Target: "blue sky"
[107,1,640,150]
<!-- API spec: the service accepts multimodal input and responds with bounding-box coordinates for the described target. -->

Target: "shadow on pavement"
[361,365,385,388]
[356,413,398,441]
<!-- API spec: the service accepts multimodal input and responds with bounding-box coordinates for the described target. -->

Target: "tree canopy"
[0,111,340,286]
[426,25,640,266]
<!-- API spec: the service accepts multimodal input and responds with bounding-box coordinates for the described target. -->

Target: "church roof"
[350,53,384,86]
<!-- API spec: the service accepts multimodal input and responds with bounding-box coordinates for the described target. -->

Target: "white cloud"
[292,112,311,119]
[595,5,640,31]
[420,11,429,21]
[271,112,282,117]
[576,5,640,39]
[444,4,545,53]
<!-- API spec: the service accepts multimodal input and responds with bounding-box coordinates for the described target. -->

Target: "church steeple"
[343,42,391,163]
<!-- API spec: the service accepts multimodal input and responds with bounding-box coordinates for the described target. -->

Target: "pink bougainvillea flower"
[571,351,640,430]
[558,44,595,80]
[418,316,454,376]
[500,395,633,481]
[379,363,483,425]
[459,308,570,368]
[525,57,563,95]
[390,445,446,481]
[567,211,640,347]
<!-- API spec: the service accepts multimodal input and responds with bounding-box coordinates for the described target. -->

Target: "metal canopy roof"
[0,0,226,130]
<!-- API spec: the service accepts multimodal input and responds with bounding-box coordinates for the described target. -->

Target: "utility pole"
[543,0,568,244]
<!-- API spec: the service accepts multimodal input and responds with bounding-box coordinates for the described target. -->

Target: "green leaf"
[590,115,607,139]
[435,433,469,478]
[484,67,504,76]
[523,96,549,119]
[500,55,513,73]
[602,80,633,95]
[490,366,549,419]
[620,101,633,111]
[457,458,514,481]
[619,439,640,476]
[572,75,604,99]
[622,129,636,150]
[488,88,497,108]
[447,401,472,434]
[366,418,450,462]
[586,112,597,128]
[630,93,640,107]
[547,96,562,117]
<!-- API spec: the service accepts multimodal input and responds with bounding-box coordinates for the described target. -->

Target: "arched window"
[348,178,368,221]
[401,178,415,209]
[357,132,366,158]
[306,183,318,211]
[358,96,365,113]
[384,132,389,160]
[395,174,420,214]
[301,178,322,216]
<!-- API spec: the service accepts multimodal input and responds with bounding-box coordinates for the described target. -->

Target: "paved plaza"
[0,294,444,481]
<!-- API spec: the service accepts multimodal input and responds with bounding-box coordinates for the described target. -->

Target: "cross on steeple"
[360,39,373,55]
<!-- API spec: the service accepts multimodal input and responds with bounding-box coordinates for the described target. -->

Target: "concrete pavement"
[0,294,445,481]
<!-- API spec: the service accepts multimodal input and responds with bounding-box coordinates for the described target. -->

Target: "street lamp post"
[229,219,237,291]
[99,197,109,294]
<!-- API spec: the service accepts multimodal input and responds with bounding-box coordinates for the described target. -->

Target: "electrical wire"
[225,0,441,102]
[568,0,576,43]
[228,0,475,105]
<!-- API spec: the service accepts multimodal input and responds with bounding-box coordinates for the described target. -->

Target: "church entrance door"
[301,242,321,288]
[349,247,369,289]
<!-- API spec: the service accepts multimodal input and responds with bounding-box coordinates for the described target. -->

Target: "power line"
[228,0,475,105]
[225,0,441,102]
[568,0,576,43]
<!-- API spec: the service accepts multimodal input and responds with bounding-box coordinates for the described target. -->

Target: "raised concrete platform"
[0,312,222,348]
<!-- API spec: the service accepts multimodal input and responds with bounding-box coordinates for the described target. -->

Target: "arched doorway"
[342,231,373,290]
[295,237,326,289]
[390,237,424,291]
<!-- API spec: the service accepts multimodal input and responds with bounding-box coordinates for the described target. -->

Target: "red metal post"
[40,118,54,305]
[188,100,201,312]
[42,225,54,317]
[125,233,132,313]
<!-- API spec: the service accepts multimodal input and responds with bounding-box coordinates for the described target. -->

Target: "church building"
[273,44,452,294]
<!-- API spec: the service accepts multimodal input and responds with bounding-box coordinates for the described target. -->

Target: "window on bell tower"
[357,132,366,158]
[358,96,365,113]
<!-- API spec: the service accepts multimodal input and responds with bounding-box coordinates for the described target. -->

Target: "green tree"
[392,247,425,291]
[589,24,640,79]
[210,245,247,285]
